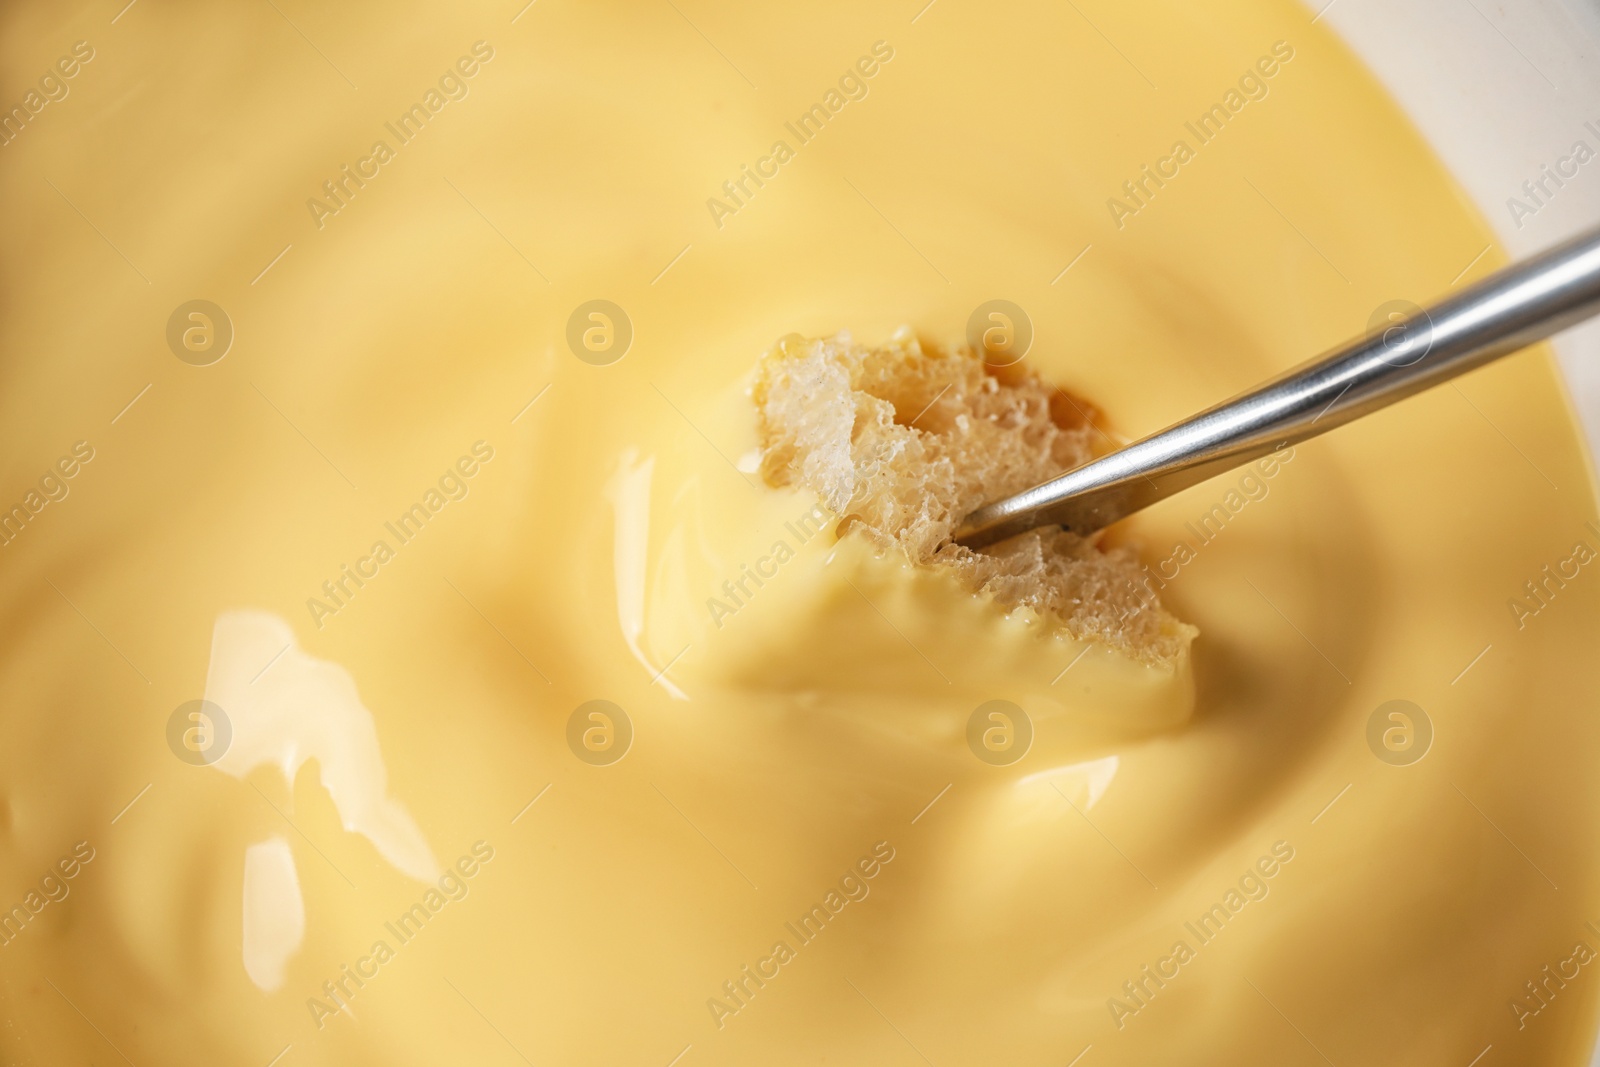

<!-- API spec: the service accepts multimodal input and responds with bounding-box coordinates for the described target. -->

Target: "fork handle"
[954,223,1600,549]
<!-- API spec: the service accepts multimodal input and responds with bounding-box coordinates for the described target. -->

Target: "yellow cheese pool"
[2,0,1599,1063]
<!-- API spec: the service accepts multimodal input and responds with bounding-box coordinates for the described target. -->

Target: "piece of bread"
[754,328,1194,663]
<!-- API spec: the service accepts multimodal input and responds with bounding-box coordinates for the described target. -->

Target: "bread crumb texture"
[754,329,1194,663]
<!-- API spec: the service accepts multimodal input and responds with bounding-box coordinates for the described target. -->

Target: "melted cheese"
[2,0,1599,1064]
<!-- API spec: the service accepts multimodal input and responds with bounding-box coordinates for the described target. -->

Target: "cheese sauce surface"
[2,0,1599,1064]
